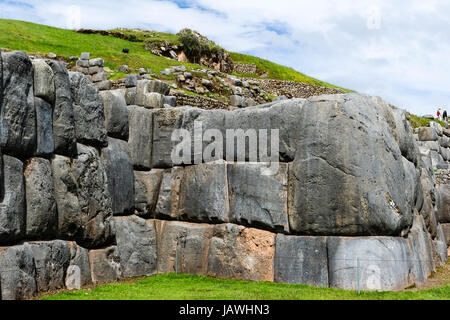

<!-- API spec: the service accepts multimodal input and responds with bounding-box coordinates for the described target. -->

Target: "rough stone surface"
[290,94,413,236]
[136,80,166,108]
[152,108,183,168]
[0,243,37,300]
[46,60,76,156]
[65,241,92,289]
[155,220,214,275]
[207,224,275,282]
[128,106,153,170]
[25,158,57,239]
[391,109,419,165]
[125,74,138,88]
[0,51,36,158]
[125,87,136,105]
[34,97,54,157]
[441,223,450,246]
[328,236,413,291]
[29,240,70,292]
[89,246,121,284]
[69,71,108,147]
[99,90,129,140]
[228,162,289,232]
[407,214,435,284]
[155,167,184,220]
[418,127,438,142]
[0,156,25,244]
[101,138,134,216]
[180,161,230,224]
[113,216,157,278]
[52,146,113,248]
[32,59,55,104]
[436,184,450,223]
[224,99,305,162]
[274,235,328,286]
[134,170,164,217]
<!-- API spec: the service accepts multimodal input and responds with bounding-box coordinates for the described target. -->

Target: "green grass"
[0,19,198,74]
[409,114,446,129]
[229,52,353,92]
[0,19,350,91]
[41,273,450,300]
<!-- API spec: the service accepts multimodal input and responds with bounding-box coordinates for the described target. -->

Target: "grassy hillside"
[0,19,349,90]
[40,273,450,300]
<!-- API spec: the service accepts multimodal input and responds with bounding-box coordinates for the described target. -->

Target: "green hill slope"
[0,19,350,91]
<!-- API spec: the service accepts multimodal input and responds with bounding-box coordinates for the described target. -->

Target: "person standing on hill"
[437,108,442,121]
[443,109,448,122]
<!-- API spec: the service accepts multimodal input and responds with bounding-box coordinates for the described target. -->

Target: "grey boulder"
[34,97,54,157]
[32,59,55,104]
[128,106,154,170]
[99,90,129,140]
[134,170,164,217]
[69,71,108,147]
[25,158,57,239]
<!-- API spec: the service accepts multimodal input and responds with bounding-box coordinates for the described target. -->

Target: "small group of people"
[437,108,448,122]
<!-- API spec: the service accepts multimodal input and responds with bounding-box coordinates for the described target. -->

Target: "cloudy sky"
[1,0,450,116]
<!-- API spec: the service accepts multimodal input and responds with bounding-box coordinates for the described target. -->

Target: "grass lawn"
[40,273,450,300]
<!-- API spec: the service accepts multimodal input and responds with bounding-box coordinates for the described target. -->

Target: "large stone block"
[224,99,305,162]
[52,145,114,248]
[89,246,121,284]
[228,162,289,232]
[391,109,419,165]
[128,106,154,170]
[155,220,214,275]
[134,170,164,217]
[34,97,54,157]
[152,108,183,168]
[69,71,108,147]
[99,90,129,140]
[25,158,57,239]
[0,51,36,158]
[180,107,227,164]
[289,94,413,236]
[274,235,328,286]
[46,60,76,156]
[32,59,55,104]
[29,240,70,292]
[207,224,275,282]
[136,80,166,108]
[65,242,92,290]
[0,243,37,300]
[436,184,450,223]
[113,216,157,278]
[328,236,413,291]
[155,167,184,220]
[0,155,25,244]
[432,224,448,266]
[101,138,134,216]
[179,161,230,224]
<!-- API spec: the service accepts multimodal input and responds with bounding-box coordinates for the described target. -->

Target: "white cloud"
[1,0,450,115]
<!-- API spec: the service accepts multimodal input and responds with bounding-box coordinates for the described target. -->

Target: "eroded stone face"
[328,236,413,291]
[0,155,25,244]
[274,235,328,287]
[101,138,134,216]
[228,162,289,233]
[134,170,164,218]
[89,246,121,284]
[128,106,154,170]
[25,158,57,239]
[207,224,275,282]
[0,243,37,300]
[99,90,129,140]
[289,94,413,236]
[69,71,108,147]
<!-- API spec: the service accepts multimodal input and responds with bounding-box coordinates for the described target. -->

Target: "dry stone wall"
[0,50,448,300]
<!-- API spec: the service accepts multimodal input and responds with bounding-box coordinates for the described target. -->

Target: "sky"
[1,0,450,116]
